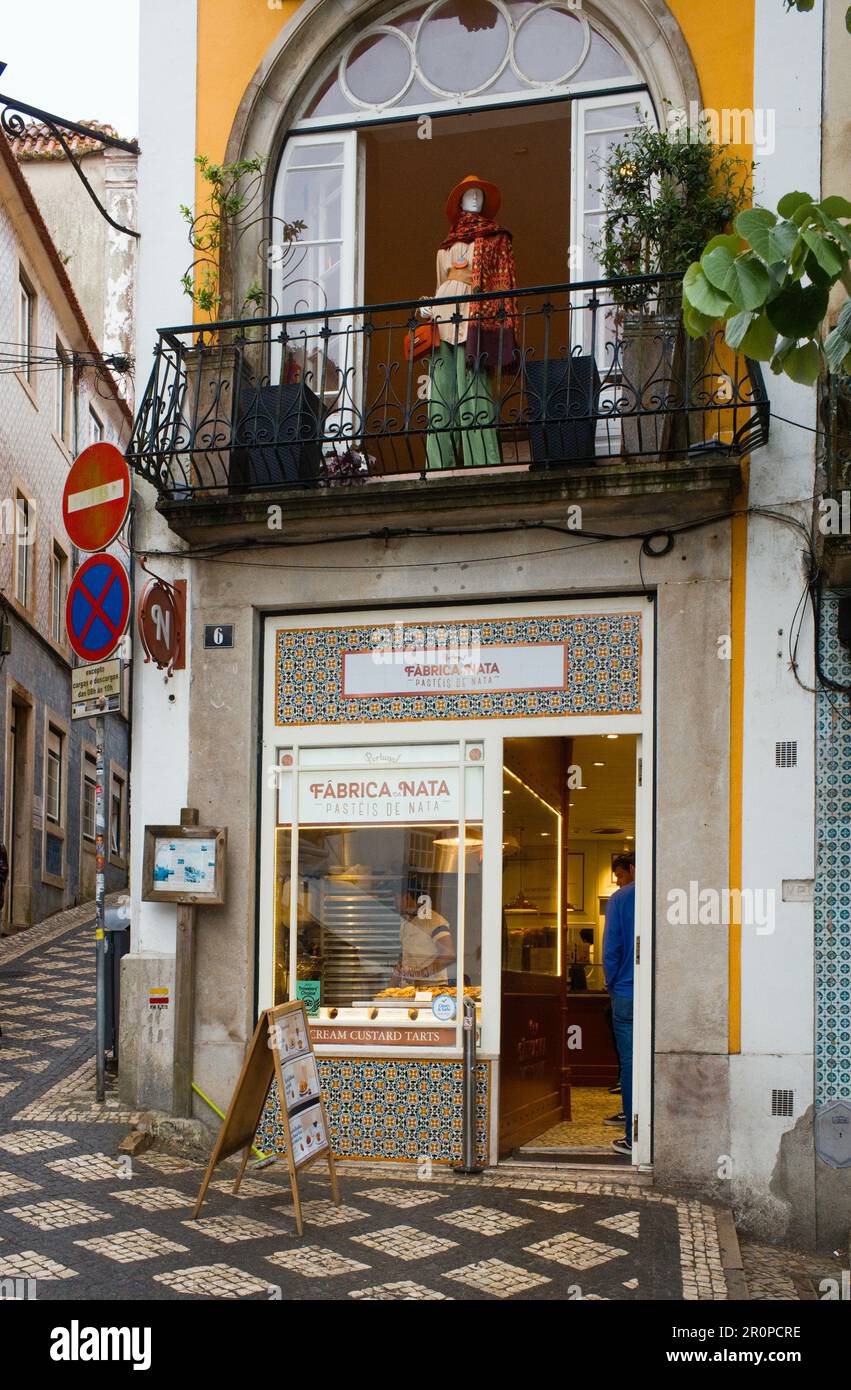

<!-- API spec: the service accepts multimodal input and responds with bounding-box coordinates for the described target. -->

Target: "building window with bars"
[46,726,64,825]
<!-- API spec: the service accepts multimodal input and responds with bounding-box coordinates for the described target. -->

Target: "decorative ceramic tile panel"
[815,595,851,1104]
[254,1058,490,1164]
[275,614,641,725]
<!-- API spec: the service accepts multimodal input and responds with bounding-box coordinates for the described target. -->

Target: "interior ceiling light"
[433,834,483,848]
[605,734,619,740]
[593,761,604,766]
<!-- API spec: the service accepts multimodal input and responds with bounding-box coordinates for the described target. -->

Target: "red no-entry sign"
[62,442,131,552]
[66,554,131,663]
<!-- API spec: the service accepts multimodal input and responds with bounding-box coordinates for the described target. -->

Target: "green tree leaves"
[682,190,851,384]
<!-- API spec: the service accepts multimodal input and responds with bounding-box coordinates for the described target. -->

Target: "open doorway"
[499,733,638,1162]
[361,102,574,309]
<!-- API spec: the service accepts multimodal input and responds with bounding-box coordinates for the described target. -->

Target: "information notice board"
[192,1000,339,1235]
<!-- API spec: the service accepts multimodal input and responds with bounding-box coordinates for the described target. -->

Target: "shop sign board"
[296,980,321,1016]
[297,765,465,824]
[310,1022,456,1047]
[284,752,484,826]
[62,442,131,552]
[192,1001,340,1235]
[142,824,227,906]
[342,641,567,697]
[71,658,123,720]
[137,578,185,674]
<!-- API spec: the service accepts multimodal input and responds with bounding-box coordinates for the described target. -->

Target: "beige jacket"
[425,241,475,345]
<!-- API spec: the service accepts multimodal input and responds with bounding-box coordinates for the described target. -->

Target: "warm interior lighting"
[503,763,562,974]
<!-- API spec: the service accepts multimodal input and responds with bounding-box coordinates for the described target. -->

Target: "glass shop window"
[501,764,562,976]
[274,743,483,1040]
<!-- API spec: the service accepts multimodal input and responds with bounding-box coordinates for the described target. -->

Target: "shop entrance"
[499,734,637,1161]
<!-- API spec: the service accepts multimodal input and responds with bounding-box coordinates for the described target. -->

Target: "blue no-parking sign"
[66,553,131,663]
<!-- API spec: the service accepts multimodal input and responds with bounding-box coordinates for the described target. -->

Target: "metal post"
[172,806,199,1118]
[452,996,483,1175]
[95,715,106,1102]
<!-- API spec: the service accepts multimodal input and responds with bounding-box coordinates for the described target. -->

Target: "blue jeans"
[611,992,634,1146]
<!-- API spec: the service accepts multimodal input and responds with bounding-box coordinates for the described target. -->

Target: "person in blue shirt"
[603,852,635,1156]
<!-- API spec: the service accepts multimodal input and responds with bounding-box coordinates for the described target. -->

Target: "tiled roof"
[7,119,137,161]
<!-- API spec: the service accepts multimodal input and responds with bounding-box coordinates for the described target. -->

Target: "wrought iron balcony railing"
[127,272,769,502]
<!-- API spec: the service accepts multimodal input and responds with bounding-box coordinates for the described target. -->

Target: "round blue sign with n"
[66,554,131,663]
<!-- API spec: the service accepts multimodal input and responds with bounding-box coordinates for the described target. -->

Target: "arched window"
[299,0,640,128]
[272,0,653,319]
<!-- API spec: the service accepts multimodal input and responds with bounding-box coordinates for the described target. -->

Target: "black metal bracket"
[0,85,140,239]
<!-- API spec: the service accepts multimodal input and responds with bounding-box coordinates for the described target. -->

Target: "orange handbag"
[404,321,441,362]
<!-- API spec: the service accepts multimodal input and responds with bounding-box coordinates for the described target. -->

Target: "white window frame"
[109,764,127,865]
[271,129,359,435]
[54,340,71,443]
[88,405,104,446]
[50,540,67,646]
[13,490,34,610]
[45,726,63,826]
[82,755,97,843]
[42,710,69,888]
[569,90,657,324]
[18,272,35,383]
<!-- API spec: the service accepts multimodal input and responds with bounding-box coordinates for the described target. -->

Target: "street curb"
[715,1206,750,1300]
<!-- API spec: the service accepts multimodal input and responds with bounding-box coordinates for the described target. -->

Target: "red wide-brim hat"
[445,173,502,224]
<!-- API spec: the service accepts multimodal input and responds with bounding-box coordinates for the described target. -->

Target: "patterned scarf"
[442,212,519,339]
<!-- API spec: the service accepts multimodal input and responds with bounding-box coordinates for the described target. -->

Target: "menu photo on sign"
[142,824,227,904]
[274,1008,310,1060]
[288,1102,328,1167]
[281,1051,322,1111]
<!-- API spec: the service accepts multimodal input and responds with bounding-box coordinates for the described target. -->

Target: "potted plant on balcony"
[177,154,309,493]
[593,112,751,456]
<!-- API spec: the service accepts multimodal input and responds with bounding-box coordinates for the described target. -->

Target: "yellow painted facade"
[191,0,757,1054]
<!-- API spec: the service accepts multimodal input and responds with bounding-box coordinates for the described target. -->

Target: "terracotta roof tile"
[7,119,137,161]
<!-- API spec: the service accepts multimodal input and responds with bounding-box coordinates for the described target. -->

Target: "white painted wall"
[734,0,822,1205]
[130,0,197,955]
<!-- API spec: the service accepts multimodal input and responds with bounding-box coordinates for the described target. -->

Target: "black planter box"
[230,382,325,489]
[525,354,600,467]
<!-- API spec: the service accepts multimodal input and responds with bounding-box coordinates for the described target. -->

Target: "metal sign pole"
[95,715,106,1102]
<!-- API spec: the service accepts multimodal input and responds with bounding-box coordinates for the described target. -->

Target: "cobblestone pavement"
[0,907,844,1302]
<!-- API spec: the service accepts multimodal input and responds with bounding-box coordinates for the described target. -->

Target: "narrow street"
[0,904,841,1302]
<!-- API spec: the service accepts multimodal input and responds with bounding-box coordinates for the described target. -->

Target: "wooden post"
[172,806,199,1117]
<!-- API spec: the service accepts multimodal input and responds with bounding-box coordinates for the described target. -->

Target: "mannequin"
[422,174,519,470]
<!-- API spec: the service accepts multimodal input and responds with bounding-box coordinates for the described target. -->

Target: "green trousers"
[426,341,501,470]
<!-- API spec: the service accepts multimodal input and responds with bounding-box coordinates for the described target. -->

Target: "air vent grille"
[771,1089,794,1118]
[775,741,797,768]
